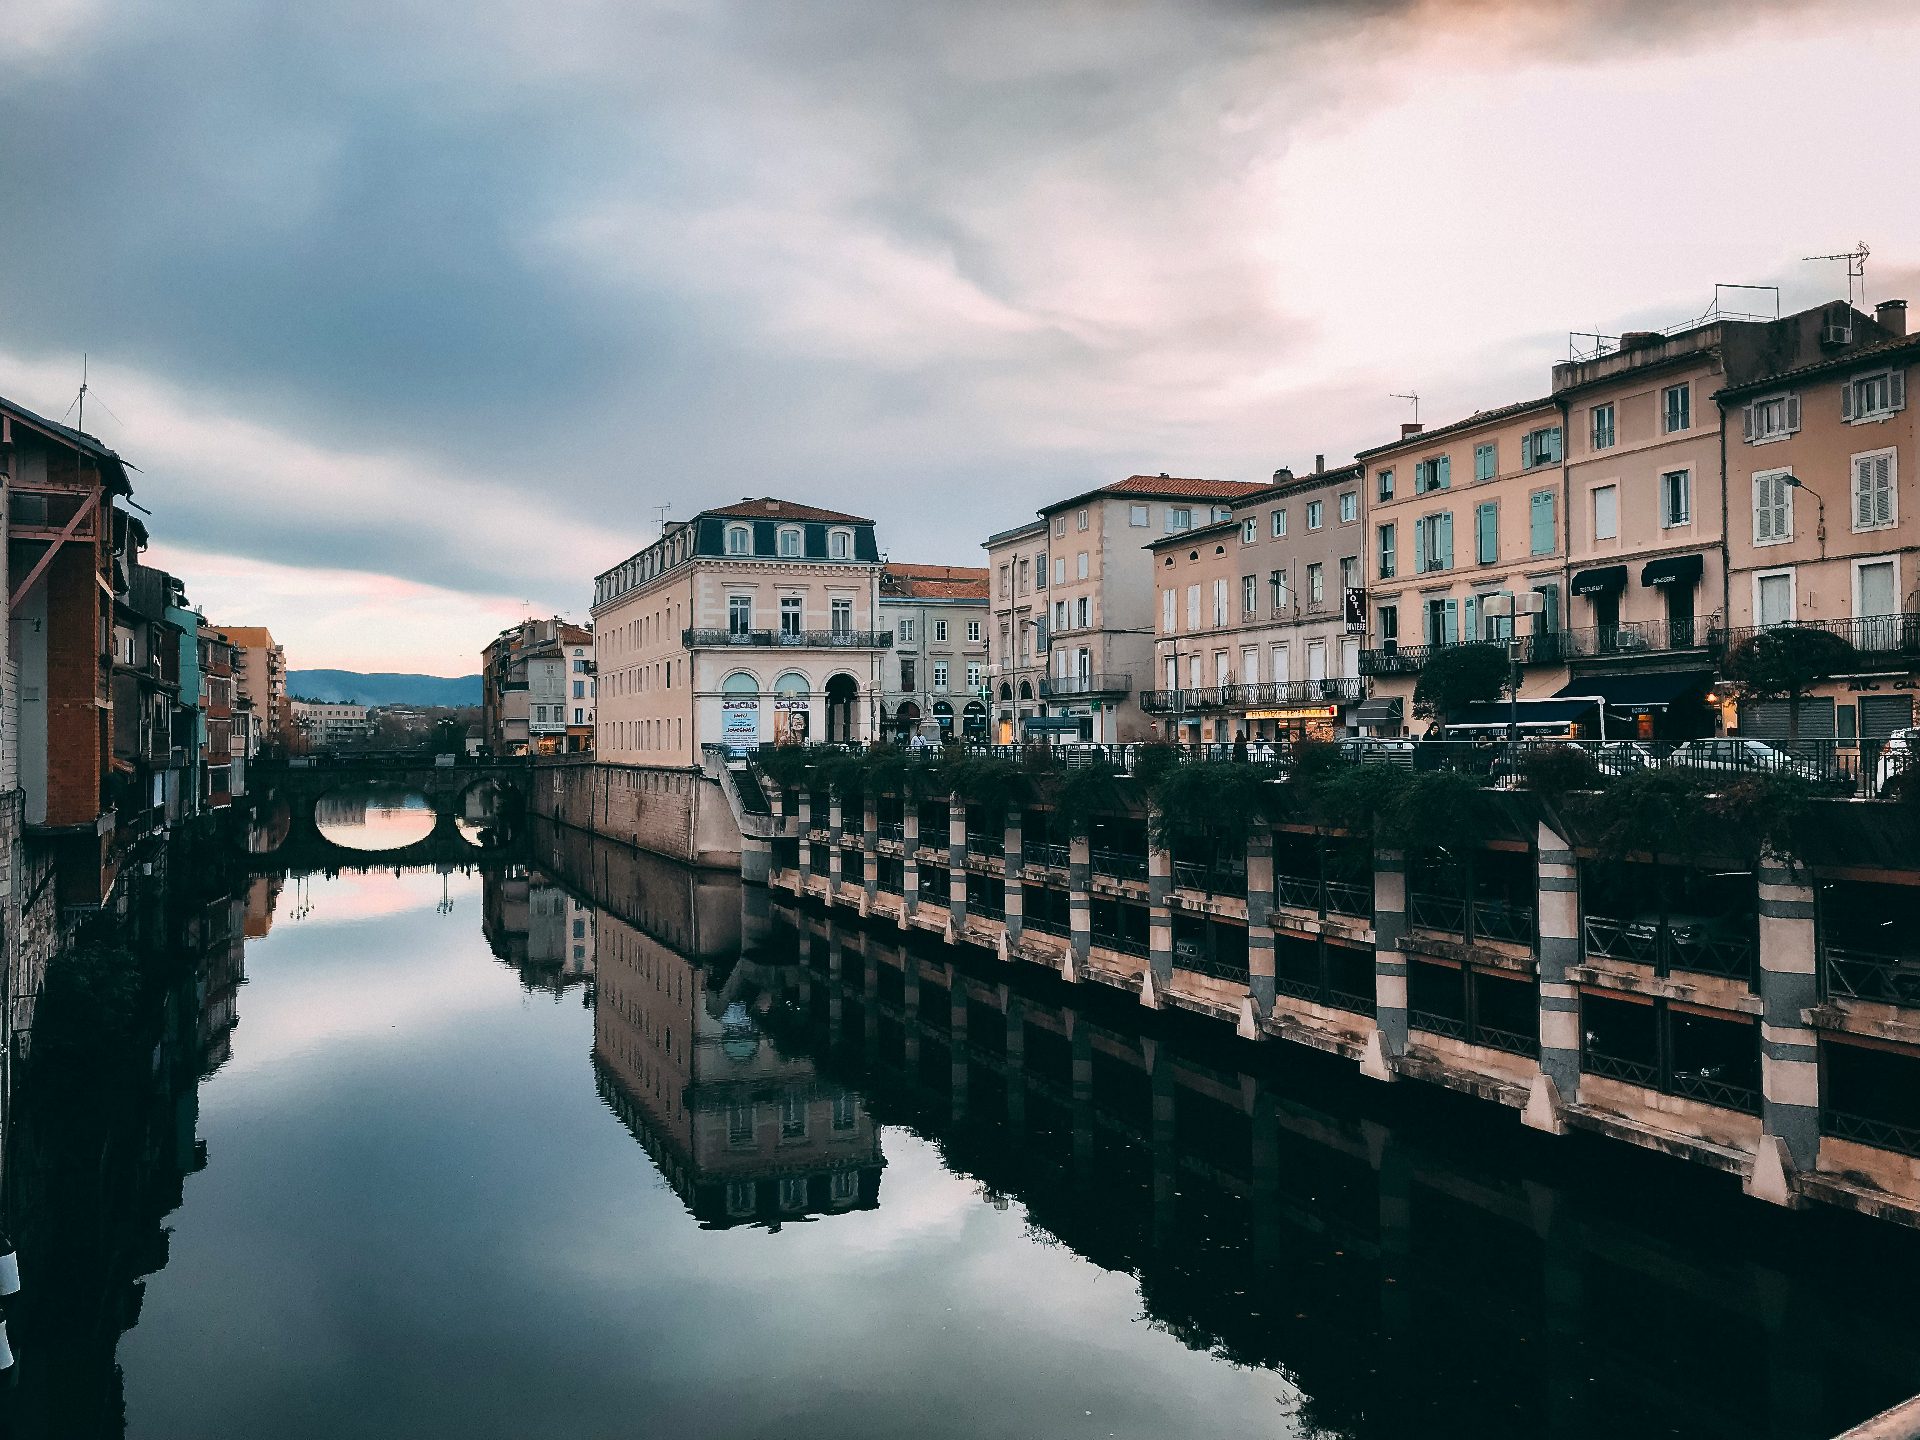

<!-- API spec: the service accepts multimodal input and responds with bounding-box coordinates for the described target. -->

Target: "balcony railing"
[1560,616,1714,658]
[1091,931,1149,958]
[1141,678,1365,714]
[1409,891,1535,946]
[1713,613,1920,664]
[1039,673,1131,699]
[1823,945,1920,1009]
[1026,841,1071,870]
[1174,950,1251,984]
[966,832,1004,858]
[1584,915,1757,983]
[1091,848,1147,882]
[683,628,893,649]
[1823,1107,1920,1159]
[1173,861,1245,896]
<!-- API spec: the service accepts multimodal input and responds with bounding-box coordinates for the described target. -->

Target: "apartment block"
[220,626,289,750]
[984,519,1049,744]
[291,700,372,750]
[877,563,989,741]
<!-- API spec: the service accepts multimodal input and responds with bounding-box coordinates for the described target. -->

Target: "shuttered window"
[1475,501,1499,564]
[1843,369,1906,422]
[1754,470,1793,544]
[1852,449,1896,531]
[1529,491,1556,555]
[1744,394,1800,444]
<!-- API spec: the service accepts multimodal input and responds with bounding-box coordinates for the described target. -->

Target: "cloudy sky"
[4,0,1917,673]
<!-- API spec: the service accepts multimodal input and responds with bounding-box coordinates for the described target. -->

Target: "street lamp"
[1781,473,1827,555]
[1481,591,1547,771]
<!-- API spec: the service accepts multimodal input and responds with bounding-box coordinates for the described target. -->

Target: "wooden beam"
[10,489,101,609]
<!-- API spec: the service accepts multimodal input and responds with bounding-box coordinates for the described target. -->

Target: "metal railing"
[1026,842,1071,870]
[1039,672,1132,699]
[683,627,893,649]
[1091,931,1149,958]
[1174,951,1251,984]
[1023,913,1070,937]
[1092,848,1147,881]
[1174,861,1245,895]
[1669,1069,1761,1115]
[1408,892,1469,935]
[1141,677,1365,714]
[1823,1107,1920,1159]
[1712,612,1920,660]
[1584,914,1757,983]
[1823,946,1920,1009]
[1560,616,1714,657]
[1582,1048,1659,1089]
[875,820,904,842]
[966,832,1004,857]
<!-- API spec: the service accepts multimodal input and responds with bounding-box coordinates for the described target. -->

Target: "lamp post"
[1781,472,1827,557]
[1481,591,1547,777]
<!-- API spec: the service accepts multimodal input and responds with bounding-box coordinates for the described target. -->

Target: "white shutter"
[1873,453,1894,527]
[1786,393,1801,433]
[1742,405,1755,443]
[1854,456,1875,529]
[1892,369,1908,412]
[1842,381,1855,421]
[1755,475,1776,542]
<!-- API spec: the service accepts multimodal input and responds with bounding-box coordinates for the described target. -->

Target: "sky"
[3,0,1918,673]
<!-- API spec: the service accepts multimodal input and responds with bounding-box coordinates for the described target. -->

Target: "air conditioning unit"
[1821,323,1853,347]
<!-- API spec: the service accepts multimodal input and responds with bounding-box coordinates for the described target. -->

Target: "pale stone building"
[876,563,989,741]
[984,518,1049,744]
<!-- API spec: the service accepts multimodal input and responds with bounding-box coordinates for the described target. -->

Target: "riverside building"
[876,563,990,742]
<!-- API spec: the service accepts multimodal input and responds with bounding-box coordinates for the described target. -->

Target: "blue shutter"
[1530,491,1554,554]
[1437,455,1451,489]
[1413,516,1428,574]
[1442,599,1459,645]
[1438,511,1454,569]
[1463,594,1478,642]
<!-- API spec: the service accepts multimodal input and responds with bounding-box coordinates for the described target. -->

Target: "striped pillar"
[1753,848,1821,1193]
[1005,994,1028,1133]
[902,957,921,1068]
[901,803,920,923]
[1068,832,1092,969]
[947,792,969,927]
[1072,1015,1096,1175]
[1250,1080,1279,1269]
[828,794,844,889]
[827,934,844,1039]
[862,793,879,902]
[1367,846,1409,1081]
[1147,807,1174,988]
[950,983,970,1118]
[1003,810,1024,942]
[1149,1038,1176,1247]
[1245,829,1276,1017]
[798,787,817,885]
[1527,821,1580,1132]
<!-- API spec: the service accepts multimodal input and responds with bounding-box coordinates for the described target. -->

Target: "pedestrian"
[1233,730,1249,764]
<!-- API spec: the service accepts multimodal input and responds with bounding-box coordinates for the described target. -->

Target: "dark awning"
[1445,698,1598,732]
[1555,671,1709,711]
[1641,553,1704,588]
[1354,697,1403,726]
[1571,565,1628,596]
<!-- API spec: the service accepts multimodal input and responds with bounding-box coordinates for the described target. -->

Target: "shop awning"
[1022,716,1083,733]
[1555,671,1709,711]
[1641,553,1704,588]
[1444,698,1598,732]
[1571,565,1628,596]
[1354,697,1403,727]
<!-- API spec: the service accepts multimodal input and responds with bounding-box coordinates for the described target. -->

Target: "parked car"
[1589,741,1659,778]
[1662,738,1837,787]
[1873,728,1919,797]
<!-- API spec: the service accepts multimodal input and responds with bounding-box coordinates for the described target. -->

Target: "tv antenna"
[652,502,671,536]
[64,354,90,433]
[1390,391,1419,424]
[1804,243,1870,309]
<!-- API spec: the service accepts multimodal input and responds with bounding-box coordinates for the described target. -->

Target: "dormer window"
[829,528,852,560]
[1844,369,1907,423]
[726,525,750,556]
[778,527,801,557]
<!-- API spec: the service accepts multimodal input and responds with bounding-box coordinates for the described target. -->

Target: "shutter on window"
[1786,393,1801,433]
[1841,382,1855,422]
[1873,454,1894,526]
[1438,511,1454,568]
[1892,369,1908,412]
[1413,517,1427,573]
[1437,455,1450,489]
[1742,405,1754,443]
[1442,599,1458,645]
[1854,456,1875,529]
[1754,476,1773,541]
[1463,595,1478,641]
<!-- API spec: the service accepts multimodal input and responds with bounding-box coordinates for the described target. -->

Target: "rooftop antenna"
[63,354,90,433]
[1804,243,1870,309]
[1390,391,1419,424]
[652,502,671,536]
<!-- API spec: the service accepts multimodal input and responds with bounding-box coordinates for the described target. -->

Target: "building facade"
[593,499,887,766]
[877,563,989,742]
[290,700,371,750]
[220,627,289,752]
[984,519,1049,744]
[525,623,594,755]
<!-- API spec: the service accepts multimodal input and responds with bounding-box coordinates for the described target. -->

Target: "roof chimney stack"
[1272,467,1293,485]
[1314,453,1325,473]
[1878,299,1908,337]
[1400,422,1424,440]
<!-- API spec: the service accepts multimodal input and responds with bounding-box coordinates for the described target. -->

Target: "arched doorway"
[963,700,987,740]
[824,673,859,744]
[932,700,954,737]
[892,700,921,742]
[1018,680,1034,701]
[773,671,811,744]
[721,672,761,755]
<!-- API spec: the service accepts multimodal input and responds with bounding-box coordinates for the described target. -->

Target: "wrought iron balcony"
[1039,672,1131,699]
[1710,612,1920,664]
[1142,678,1364,713]
[683,628,893,650]
[1559,615,1714,658]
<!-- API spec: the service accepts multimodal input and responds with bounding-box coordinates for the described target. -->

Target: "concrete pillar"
[1068,832,1091,971]
[1751,848,1820,1200]
[798,787,817,884]
[1371,1124,1414,1336]
[828,793,844,889]
[1527,821,1580,1134]
[1002,810,1024,943]
[1147,808,1174,990]
[1366,847,1409,1082]
[902,803,920,921]
[1072,1016,1096,1177]
[1250,1080,1279,1269]
[1245,829,1276,1019]
[862,793,880,902]
[1530,1182,1587,1439]
[947,792,968,927]
[902,958,922,1069]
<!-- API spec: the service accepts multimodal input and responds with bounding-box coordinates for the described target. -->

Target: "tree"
[1721,625,1858,748]
[1412,643,1508,729]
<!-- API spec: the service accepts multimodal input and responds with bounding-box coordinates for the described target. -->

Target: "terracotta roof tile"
[701,496,872,525]
[882,562,989,600]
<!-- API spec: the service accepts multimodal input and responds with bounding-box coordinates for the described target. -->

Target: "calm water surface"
[17,821,1920,1440]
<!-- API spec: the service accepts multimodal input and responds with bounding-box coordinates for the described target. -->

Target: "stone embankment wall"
[530,760,742,870]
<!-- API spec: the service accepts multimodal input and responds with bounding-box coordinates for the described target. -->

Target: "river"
[4,813,1917,1439]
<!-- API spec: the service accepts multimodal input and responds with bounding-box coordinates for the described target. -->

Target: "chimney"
[1878,299,1908,337]
[1314,453,1325,473]
[1400,422,1423,440]
[1272,467,1293,484]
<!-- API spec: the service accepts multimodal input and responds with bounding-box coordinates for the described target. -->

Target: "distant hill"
[288,670,481,708]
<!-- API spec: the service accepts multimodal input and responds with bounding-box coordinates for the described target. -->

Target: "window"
[897,617,915,643]
[1753,469,1793,544]
[1378,522,1397,579]
[1475,500,1499,564]
[1377,603,1398,642]
[1744,393,1800,444]
[1755,569,1795,627]
[1076,508,1089,531]
[1269,569,1288,611]
[1590,403,1616,450]
[1857,559,1898,619]
[830,529,851,559]
[573,708,584,724]
[1660,469,1692,528]
[900,659,916,690]
[1052,556,1064,585]
[781,596,803,637]
[1339,555,1358,591]
[1076,596,1090,627]
[934,620,948,642]
[1474,442,1497,481]
[1590,484,1620,541]
[1162,587,1177,633]
[1163,655,1178,688]
[1853,449,1897,531]
[1376,467,1394,501]
[1520,426,1562,469]
[831,598,852,634]
[966,662,983,690]
[726,525,750,555]
[1242,517,1258,543]
[1271,508,1287,537]
[778,527,801,557]
[573,680,585,698]
[1338,491,1358,523]
[1306,500,1325,529]
[1423,596,1458,646]
[967,620,982,642]
[1413,512,1453,573]
[1054,599,1068,630]
[1130,503,1150,527]
[1035,552,1047,587]
[1168,507,1192,532]
[1269,642,1289,683]
[1212,578,1229,626]
[1075,552,1089,580]
[1414,455,1451,493]
[1242,575,1257,614]
[1663,382,1691,433]
[728,595,753,634]
[1529,490,1555,555]
[1306,563,1324,605]
[1844,369,1906,422]
[1053,516,1066,537]
[998,565,1010,597]
[932,661,949,690]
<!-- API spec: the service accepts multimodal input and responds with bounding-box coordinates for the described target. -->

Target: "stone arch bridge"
[245,755,534,870]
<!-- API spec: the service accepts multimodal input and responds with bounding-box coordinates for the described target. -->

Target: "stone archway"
[824,673,860,744]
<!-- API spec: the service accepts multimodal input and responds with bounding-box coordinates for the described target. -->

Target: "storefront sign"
[721,698,760,755]
[1246,705,1340,720]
